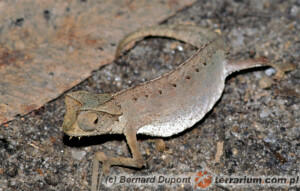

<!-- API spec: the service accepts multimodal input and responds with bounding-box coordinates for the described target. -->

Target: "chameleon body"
[61,25,294,190]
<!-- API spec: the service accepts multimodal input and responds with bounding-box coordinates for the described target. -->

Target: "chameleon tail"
[225,57,295,79]
[115,25,220,60]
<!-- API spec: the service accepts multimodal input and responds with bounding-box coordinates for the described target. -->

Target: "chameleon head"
[61,91,122,137]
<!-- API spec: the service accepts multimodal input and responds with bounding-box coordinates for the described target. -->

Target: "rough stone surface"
[0,0,299,190]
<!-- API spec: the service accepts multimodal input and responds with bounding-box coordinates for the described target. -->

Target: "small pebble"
[290,5,300,17]
[116,148,124,155]
[177,45,183,51]
[114,76,121,82]
[259,109,271,118]
[265,68,276,76]
[45,173,59,186]
[232,148,238,156]
[264,133,277,143]
[71,150,86,160]
[259,76,273,89]
[9,180,16,186]
[231,132,242,140]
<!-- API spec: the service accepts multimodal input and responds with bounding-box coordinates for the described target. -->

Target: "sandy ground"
[1,0,299,190]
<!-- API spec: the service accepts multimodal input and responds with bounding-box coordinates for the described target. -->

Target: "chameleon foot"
[91,152,110,191]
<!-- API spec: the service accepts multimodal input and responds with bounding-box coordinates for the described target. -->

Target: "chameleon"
[61,25,294,190]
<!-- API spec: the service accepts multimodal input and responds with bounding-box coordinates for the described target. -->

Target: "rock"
[71,150,86,161]
[259,109,272,118]
[265,68,276,76]
[259,76,273,89]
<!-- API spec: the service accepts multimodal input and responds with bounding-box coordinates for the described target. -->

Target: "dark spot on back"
[15,18,24,26]
[43,10,50,20]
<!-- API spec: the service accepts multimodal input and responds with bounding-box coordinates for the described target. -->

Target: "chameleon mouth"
[63,122,95,137]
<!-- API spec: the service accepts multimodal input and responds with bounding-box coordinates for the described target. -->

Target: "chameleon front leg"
[91,127,145,191]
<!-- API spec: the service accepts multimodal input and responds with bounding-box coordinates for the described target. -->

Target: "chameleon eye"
[77,111,99,132]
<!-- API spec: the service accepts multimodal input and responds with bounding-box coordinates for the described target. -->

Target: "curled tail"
[225,57,295,79]
[115,25,221,60]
